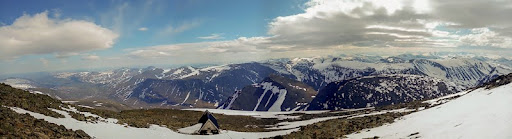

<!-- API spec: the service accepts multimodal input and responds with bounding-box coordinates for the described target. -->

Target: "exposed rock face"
[479,73,512,89]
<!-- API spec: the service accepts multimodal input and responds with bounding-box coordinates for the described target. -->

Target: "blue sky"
[1,0,306,55]
[1,0,512,74]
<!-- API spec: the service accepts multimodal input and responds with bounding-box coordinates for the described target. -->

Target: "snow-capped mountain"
[347,73,512,139]
[265,56,509,89]
[35,55,511,108]
[217,74,317,111]
[307,74,462,110]
[108,63,280,107]
[54,68,142,88]
[0,78,39,89]
[411,58,501,87]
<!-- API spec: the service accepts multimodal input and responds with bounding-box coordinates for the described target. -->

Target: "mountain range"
[2,55,511,111]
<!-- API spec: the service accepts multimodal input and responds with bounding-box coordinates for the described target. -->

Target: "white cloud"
[138,27,148,31]
[0,11,119,60]
[264,0,512,49]
[39,58,49,67]
[198,33,224,39]
[125,37,271,64]
[266,0,438,48]
[81,55,101,60]
[127,44,182,58]
[123,0,512,65]
[459,28,512,48]
[158,21,201,37]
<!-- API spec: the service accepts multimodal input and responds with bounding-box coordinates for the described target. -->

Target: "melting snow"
[186,108,327,120]
[10,107,299,139]
[268,89,287,112]
[179,66,200,79]
[267,108,412,130]
[173,68,184,75]
[178,123,202,134]
[253,82,288,111]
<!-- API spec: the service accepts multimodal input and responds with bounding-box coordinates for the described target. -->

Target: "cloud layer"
[0,11,118,60]
[265,0,512,49]
[127,0,512,62]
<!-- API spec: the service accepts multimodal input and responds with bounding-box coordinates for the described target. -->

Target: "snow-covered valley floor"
[347,83,512,139]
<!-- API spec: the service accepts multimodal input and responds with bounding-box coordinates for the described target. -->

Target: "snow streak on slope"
[253,82,288,111]
[347,83,512,139]
[218,75,316,112]
[218,91,240,109]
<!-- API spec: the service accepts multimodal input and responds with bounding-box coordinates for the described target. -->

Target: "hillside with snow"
[2,73,511,138]
[347,75,512,139]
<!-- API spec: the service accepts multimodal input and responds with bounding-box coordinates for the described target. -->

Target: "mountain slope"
[347,73,512,139]
[0,83,91,138]
[411,58,501,87]
[308,74,462,110]
[115,63,284,108]
[218,74,317,111]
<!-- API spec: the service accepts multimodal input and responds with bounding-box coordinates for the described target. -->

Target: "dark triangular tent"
[197,110,219,134]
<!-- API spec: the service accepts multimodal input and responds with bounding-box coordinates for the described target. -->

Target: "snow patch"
[348,83,512,139]
[10,107,299,139]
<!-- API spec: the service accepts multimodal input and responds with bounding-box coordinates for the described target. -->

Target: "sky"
[1,0,512,75]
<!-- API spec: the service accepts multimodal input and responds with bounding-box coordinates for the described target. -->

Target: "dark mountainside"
[308,74,462,110]
[480,73,512,89]
[119,63,286,108]
[218,74,317,111]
